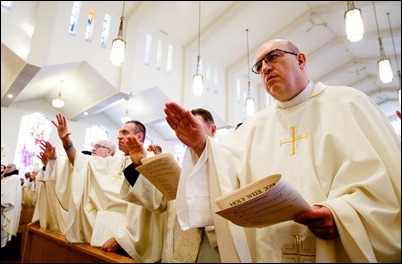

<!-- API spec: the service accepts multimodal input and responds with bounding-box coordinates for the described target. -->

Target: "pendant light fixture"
[245,29,255,116]
[344,1,364,42]
[386,12,401,105]
[111,1,126,66]
[192,1,203,96]
[121,95,131,123]
[52,80,65,108]
[373,1,393,84]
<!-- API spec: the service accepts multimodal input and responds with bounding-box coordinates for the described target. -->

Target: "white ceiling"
[1,1,401,141]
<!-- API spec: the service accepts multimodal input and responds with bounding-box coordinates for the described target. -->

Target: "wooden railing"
[22,222,140,263]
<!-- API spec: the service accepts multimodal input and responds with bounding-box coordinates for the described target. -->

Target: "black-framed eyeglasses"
[252,49,298,74]
[92,144,110,150]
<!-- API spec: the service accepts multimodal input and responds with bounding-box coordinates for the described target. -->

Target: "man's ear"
[297,52,307,69]
[211,124,217,137]
[136,132,145,143]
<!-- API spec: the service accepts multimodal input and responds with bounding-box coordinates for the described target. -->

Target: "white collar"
[276,81,314,109]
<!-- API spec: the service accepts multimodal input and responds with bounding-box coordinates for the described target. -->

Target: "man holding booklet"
[164,39,400,262]
[121,108,221,263]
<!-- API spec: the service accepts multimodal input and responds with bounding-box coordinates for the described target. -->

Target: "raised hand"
[39,140,57,161]
[147,144,162,155]
[164,102,207,156]
[121,135,147,166]
[52,113,72,141]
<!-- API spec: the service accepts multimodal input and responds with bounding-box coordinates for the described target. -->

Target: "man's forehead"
[256,40,287,58]
[97,140,109,145]
[120,122,136,132]
[195,115,204,122]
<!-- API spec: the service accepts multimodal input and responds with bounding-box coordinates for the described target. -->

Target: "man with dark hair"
[120,107,220,263]
[190,108,217,139]
[46,114,165,262]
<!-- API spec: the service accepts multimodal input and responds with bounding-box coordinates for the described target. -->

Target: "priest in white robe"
[120,108,221,263]
[163,39,401,262]
[32,149,70,234]
[51,114,165,262]
[1,164,22,248]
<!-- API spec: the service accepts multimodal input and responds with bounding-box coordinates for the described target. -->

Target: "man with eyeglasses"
[39,113,165,262]
[32,138,115,234]
[91,140,116,157]
[164,39,400,262]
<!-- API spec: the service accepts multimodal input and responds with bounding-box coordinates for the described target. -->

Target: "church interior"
[1,1,401,262]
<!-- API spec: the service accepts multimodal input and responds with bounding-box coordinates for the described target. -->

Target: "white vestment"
[120,159,221,263]
[178,82,401,262]
[1,174,22,248]
[119,171,167,262]
[55,152,130,244]
[21,179,38,208]
[19,178,38,233]
[32,163,70,234]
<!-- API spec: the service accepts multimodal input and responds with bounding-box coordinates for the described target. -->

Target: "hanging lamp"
[344,1,364,42]
[121,96,131,123]
[386,12,401,105]
[245,29,255,116]
[52,80,65,108]
[192,1,203,96]
[373,1,393,84]
[111,1,126,66]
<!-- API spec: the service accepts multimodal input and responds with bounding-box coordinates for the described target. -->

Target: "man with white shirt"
[164,39,401,262]
[120,107,220,263]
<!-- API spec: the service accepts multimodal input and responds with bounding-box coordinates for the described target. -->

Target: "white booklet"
[136,152,181,201]
[90,211,127,247]
[215,174,311,228]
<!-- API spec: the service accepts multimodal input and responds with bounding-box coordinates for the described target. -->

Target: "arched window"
[13,112,52,174]
[68,1,81,34]
[85,8,96,41]
[100,14,111,47]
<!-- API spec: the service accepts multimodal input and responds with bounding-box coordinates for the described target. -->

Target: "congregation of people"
[1,39,401,263]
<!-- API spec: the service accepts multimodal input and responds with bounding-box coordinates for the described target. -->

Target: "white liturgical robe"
[1,174,22,248]
[32,162,70,234]
[50,150,166,263]
[178,82,400,262]
[55,152,130,244]
[119,172,167,262]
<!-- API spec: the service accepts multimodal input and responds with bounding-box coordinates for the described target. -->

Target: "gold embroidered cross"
[280,126,308,155]
[282,234,315,262]
[88,200,98,213]
[111,173,123,184]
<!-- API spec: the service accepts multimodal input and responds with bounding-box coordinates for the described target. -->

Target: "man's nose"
[261,59,273,72]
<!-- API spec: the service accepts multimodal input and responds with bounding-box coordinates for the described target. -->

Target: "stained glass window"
[13,112,52,174]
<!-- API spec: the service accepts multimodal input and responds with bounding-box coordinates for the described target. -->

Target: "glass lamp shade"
[246,97,255,116]
[111,38,126,65]
[52,97,65,108]
[121,115,131,124]
[193,74,203,96]
[345,8,364,42]
[378,58,393,83]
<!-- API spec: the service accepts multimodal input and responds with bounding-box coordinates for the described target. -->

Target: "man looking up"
[51,113,164,262]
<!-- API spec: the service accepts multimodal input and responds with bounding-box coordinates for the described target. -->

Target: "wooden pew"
[22,222,140,263]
